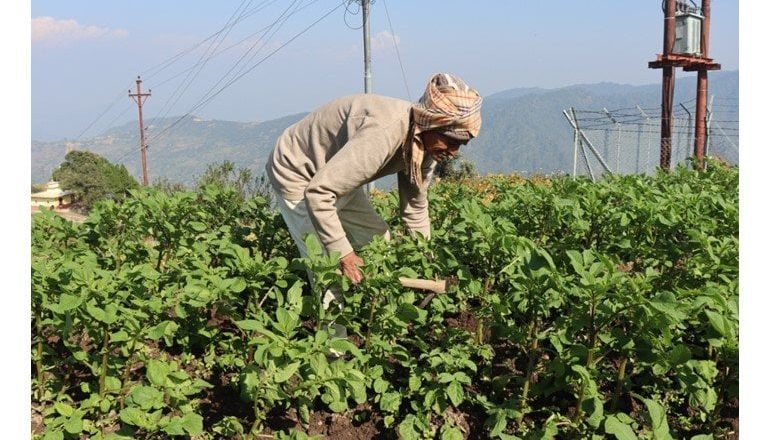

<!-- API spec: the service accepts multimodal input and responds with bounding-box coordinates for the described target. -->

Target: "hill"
[31,71,738,185]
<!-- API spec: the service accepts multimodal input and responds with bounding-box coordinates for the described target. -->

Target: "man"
[265,72,482,290]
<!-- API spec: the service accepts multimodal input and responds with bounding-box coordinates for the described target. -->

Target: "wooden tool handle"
[398,277,446,294]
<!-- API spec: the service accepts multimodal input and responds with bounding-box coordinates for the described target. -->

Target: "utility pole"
[362,0,372,94]
[649,0,719,171]
[361,0,374,193]
[129,76,152,186]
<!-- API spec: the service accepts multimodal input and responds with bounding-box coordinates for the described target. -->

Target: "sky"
[30,0,740,142]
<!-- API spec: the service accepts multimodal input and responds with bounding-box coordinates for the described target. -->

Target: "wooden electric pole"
[649,0,719,171]
[129,76,152,185]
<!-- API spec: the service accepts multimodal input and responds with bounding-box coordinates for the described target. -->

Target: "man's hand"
[340,251,364,284]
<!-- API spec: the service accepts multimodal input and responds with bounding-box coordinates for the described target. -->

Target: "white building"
[31,181,75,209]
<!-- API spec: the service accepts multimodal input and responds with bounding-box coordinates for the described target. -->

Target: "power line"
[148,0,347,144]
[150,0,256,125]
[149,0,308,140]
[73,87,133,141]
[141,0,280,81]
[381,0,411,100]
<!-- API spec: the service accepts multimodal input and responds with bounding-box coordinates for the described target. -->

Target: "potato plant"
[32,161,737,439]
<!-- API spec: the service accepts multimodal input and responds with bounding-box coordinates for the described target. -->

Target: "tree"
[195,160,273,203]
[435,155,478,181]
[152,177,187,195]
[52,150,139,211]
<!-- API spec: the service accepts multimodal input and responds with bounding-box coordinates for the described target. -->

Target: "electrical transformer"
[674,11,703,56]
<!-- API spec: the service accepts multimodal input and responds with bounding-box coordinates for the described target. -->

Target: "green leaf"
[704,310,730,338]
[304,234,324,258]
[446,381,464,407]
[86,302,106,322]
[129,385,164,410]
[604,415,638,440]
[441,426,464,440]
[668,344,691,365]
[43,431,64,440]
[488,412,507,437]
[63,414,83,434]
[181,412,204,435]
[373,377,389,394]
[275,308,300,335]
[398,415,421,440]
[329,399,348,413]
[642,398,672,440]
[110,330,129,343]
[54,401,74,417]
[146,360,169,387]
[584,396,604,429]
[229,277,247,293]
[105,376,122,393]
[408,375,421,392]
[396,303,420,322]
[379,392,401,412]
[189,221,207,232]
[235,319,262,331]
[103,303,118,324]
[274,361,301,384]
[50,293,82,313]
[162,417,185,436]
[146,320,179,341]
[329,339,361,357]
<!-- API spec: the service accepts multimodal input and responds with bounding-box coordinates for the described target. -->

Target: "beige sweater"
[265,94,435,257]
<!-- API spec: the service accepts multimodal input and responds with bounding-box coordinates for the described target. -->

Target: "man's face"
[421,130,464,163]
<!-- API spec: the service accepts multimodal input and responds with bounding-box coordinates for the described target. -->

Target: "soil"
[445,310,480,335]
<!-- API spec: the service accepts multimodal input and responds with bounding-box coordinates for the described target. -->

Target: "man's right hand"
[340,251,364,284]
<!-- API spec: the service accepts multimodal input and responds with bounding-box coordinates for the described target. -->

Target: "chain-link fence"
[564,97,738,179]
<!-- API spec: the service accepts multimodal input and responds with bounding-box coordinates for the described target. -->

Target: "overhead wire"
[343,0,363,30]
[192,0,308,113]
[381,0,411,101]
[72,87,133,141]
[149,0,308,141]
[149,0,256,125]
[70,0,267,141]
[148,0,348,144]
[141,0,280,82]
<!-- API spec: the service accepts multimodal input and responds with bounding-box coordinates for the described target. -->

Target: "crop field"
[31,161,738,439]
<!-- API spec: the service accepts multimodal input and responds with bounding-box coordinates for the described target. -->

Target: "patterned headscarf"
[404,73,483,189]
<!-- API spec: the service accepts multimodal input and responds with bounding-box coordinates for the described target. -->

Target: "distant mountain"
[31,71,738,185]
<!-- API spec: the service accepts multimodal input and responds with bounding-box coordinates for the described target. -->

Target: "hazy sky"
[31,0,739,141]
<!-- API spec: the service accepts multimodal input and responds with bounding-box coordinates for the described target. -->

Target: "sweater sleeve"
[304,123,397,257]
[397,157,436,239]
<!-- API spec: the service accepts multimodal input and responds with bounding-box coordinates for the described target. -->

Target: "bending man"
[265,72,482,292]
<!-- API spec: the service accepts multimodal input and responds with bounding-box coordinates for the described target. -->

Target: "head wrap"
[404,73,483,189]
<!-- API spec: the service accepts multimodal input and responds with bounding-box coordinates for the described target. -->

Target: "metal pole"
[362,0,372,94]
[564,109,595,181]
[129,76,151,185]
[680,102,693,166]
[637,106,653,174]
[571,112,579,178]
[705,94,715,157]
[362,0,373,193]
[660,0,677,170]
[566,108,611,175]
[603,108,622,174]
